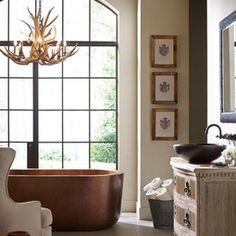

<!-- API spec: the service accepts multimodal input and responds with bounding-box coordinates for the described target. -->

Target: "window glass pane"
[10,111,33,141]
[63,47,89,77]
[39,143,62,169]
[10,143,27,169]
[64,111,89,141]
[2,0,118,170]
[39,79,62,109]
[0,143,8,147]
[0,58,7,76]
[91,79,116,109]
[64,143,89,169]
[9,0,35,40]
[91,47,116,77]
[91,143,116,170]
[39,111,62,141]
[64,0,89,41]
[0,0,7,40]
[63,79,89,109]
[10,79,33,109]
[91,111,116,141]
[0,111,8,141]
[9,60,32,77]
[0,79,8,109]
[91,0,116,41]
[39,64,62,77]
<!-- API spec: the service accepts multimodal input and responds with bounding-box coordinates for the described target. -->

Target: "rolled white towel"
[143,182,153,193]
[161,179,174,197]
[146,188,158,200]
[143,177,162,193]
[146,187,172,200]
[150,177,162,190]
[155,187,172,201]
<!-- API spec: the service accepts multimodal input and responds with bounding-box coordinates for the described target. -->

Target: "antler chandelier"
[0,0,78,65]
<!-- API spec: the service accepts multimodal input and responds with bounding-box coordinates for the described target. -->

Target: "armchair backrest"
[0,147,15,201]
[0,147,43,236]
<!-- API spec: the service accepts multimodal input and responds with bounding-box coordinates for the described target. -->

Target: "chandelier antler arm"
[44,14,58,29]
[44,27,53,38]
[38,45,79,65]
[0,48,30,65]
[21,20,35,40]
[28,9,43,42]
[67,45,79,56]
[41,7,58,34]
[27,7,40,34]
[0,47,24,60]
[43,26,57,44]
[0,48,14,59]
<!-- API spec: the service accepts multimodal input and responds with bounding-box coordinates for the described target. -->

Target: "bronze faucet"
[205,124,236,141]
[204,124,223,139]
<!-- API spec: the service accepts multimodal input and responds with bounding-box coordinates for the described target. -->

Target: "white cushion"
[41,207,53,228]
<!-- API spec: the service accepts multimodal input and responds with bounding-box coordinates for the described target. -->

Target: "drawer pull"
[183,212,191,228]
[184,181,191,197]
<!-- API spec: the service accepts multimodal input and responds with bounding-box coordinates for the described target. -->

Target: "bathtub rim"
[9,169,124,177]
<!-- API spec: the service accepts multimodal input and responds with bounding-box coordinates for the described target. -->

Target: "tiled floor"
[53,212,173,236]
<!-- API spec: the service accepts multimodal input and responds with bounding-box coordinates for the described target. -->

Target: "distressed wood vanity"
[170,157,236,236]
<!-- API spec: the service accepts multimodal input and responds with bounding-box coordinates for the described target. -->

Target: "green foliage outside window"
[91,47,116,164]
[91,80,116,163]
[40,150,71,161]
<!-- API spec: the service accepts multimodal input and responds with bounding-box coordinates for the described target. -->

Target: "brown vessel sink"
[173,143,226,164]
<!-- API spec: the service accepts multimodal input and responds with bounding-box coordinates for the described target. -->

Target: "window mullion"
[27,62,39,168]
[88,0,92,169]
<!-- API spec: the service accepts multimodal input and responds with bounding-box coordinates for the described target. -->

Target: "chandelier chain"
[38,0,42,26]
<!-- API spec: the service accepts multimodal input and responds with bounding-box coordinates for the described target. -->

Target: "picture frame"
[151,108,178,140]
[150,35,177,68]
[151,72,178,104]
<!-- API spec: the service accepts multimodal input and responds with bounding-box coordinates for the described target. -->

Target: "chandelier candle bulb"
[63,41,67,56]
[19,41,24,58]
[13,41,17,54]
[56,41,61,59]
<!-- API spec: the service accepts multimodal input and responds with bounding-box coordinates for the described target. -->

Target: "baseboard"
[136,205,152,220]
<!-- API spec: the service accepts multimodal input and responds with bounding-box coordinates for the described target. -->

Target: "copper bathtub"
[8,169,124,231]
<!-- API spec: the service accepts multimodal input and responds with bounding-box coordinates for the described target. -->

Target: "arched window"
[0,0,118,170]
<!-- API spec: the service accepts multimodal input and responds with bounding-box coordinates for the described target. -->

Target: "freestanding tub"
[8,169,124,231]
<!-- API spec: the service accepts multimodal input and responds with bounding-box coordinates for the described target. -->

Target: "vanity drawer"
[174,173,196,200]
[174,204,196,232]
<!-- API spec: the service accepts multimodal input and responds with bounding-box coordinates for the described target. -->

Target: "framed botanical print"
[151,72,178,104]
[150,35,177,68]
[152,108,178,140]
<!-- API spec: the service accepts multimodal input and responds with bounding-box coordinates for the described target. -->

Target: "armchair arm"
[0,200,42,236]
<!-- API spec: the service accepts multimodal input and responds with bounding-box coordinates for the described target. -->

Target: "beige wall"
[106,0,138,211]
[207,0,236,143]
[137,0,189,219]
[107,0,190,217]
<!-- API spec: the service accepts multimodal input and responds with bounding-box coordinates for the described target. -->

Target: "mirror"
[220,10,236,122]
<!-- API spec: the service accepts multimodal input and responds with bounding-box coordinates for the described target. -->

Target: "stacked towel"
[161,179,174,198]
[143,177,174,200]
[143,177,162,193]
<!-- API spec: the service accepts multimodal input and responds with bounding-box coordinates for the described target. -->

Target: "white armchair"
[0,147,52,236]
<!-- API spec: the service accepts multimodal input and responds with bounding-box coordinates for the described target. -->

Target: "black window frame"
[0,0,119,169]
